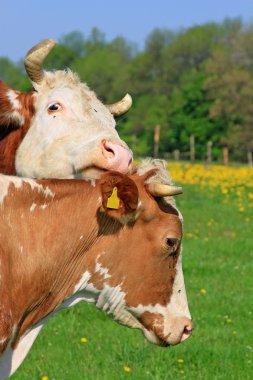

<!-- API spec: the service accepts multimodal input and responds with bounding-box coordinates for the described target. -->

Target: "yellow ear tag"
[106,187,120,209]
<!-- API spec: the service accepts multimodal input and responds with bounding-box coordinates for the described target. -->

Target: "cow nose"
[102,140,133,174]
[180,318,193,342]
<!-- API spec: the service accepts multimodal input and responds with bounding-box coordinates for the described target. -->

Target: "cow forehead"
[33,71,116,129]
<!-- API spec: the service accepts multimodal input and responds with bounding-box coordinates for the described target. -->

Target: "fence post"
[222,146,229,165]
[154,125,160,158]
[190,135,195,161]
[247,149,253,167]
[207,141,212,163]
[173,149,180,161]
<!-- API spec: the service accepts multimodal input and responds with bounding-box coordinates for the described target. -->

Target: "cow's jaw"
[129,252,192,346]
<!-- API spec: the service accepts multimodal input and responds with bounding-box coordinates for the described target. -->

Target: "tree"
[59,31,85,56]
[43,45,77,71]
[0,58,24,89]
[168,70,220,159]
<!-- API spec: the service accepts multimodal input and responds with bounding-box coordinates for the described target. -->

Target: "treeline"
[1,18,253,163]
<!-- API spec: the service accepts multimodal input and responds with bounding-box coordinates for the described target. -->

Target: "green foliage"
[169,71,221,159]
[0,57,24,89]
[43,45,77,71]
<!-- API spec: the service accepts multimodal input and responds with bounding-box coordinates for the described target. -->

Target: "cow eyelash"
[48,103,62,112]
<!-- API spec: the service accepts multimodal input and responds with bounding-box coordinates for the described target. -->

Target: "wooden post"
[173,149,180,161]
[207,141,212,163]
[247,149,253,167]
[222,146,229,165]
[190,135,195,161]
[154,125,160,158]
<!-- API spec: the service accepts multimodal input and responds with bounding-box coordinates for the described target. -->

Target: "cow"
[0,159,192,378]
[0,39,133,179]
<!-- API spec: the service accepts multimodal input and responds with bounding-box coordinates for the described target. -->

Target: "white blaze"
[0,175,55,205]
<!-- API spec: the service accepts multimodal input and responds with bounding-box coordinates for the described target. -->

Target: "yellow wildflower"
[200,288,207,294]
[124,366,132,372]
[42,376,49,380]
[80,337,88,343]
[232,331,237,335]
[177,358,184,363]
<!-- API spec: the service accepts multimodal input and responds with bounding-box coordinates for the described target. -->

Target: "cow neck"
[7,179,100,344]
[0,128,26,174]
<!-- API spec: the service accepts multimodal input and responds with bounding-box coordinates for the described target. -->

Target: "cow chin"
[142,328,171,347]
[76,166,107,180]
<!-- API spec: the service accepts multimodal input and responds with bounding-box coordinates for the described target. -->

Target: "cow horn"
[106,94,132,116]
[147,183,183,197]
[24,39,57,84]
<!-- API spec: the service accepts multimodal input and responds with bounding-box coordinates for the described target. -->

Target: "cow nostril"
[183,326,192,335]
[102,141,115,158]
[180,319,193,342]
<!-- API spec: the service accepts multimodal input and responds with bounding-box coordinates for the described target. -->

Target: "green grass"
[12,184,253,380]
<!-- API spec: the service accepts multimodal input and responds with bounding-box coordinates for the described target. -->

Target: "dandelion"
[80,337,88,343]
[177,358,184,363]
[124,366,132,372]
[239,207,244,212]
[244,217,250,222]
[42,376,49,380]
[200,288,207,295]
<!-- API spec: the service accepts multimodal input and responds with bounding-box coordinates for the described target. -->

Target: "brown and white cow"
[0,160,192,378]
[0,39,133,179]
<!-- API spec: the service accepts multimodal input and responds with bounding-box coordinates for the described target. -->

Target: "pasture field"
[12,163,253,380]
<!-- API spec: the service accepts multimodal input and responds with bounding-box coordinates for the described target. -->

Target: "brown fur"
[0,169,183,352]
[0,81,35,174]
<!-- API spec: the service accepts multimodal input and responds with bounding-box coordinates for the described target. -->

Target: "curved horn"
[106,94,132,117]
[24,39,57,84]
[147,183,183,197]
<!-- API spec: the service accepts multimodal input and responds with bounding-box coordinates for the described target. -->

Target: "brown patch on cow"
[0,81,35,174]
[0,245,14,352]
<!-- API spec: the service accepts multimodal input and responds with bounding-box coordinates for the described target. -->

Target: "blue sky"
[1,0,253,62]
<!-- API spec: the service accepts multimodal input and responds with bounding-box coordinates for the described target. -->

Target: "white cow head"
[0,39,133,179]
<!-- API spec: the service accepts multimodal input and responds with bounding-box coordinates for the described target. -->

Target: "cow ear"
[0,81,34,128]
[100,172,139,224]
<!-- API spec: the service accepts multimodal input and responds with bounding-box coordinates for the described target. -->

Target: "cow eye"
[166,238,178,247]
[48,103,61,112]
[165,238,179,256]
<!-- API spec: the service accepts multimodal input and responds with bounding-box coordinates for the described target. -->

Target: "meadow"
[12,163,253,380]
